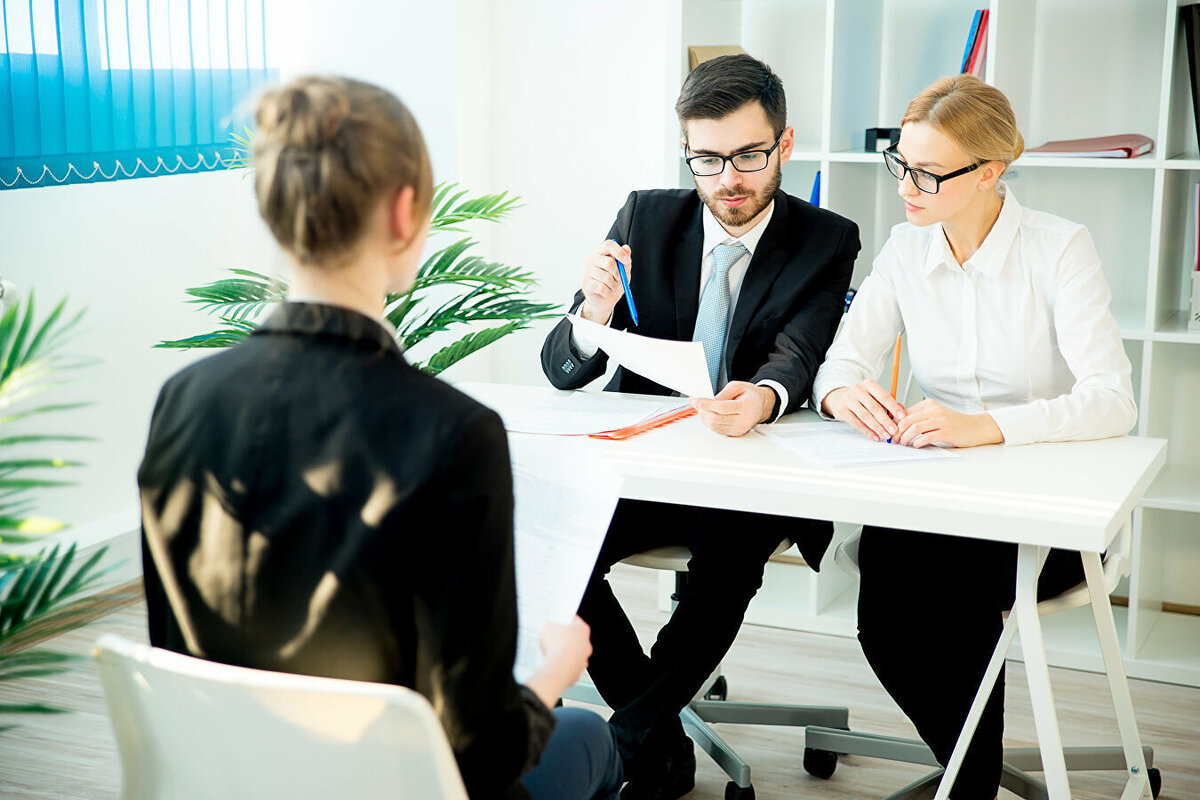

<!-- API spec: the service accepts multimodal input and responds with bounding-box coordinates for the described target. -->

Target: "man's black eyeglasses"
[883,144,985,194]
[684,134,783,177]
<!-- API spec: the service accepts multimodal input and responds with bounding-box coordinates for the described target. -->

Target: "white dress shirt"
[812,185,1136,446]
[572,200,790,421]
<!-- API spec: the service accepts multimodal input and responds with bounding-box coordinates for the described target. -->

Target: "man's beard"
[696,163,782,229]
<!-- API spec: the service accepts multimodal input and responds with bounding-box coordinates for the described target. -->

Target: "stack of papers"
[496,391,684,436]
[760,421,960,468]
[509,438,621,683]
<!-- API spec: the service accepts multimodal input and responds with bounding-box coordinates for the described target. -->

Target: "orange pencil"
[889,333,902,399]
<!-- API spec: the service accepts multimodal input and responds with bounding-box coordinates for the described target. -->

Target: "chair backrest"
[93,634,469,800]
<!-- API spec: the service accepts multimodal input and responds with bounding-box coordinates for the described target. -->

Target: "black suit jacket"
[540,189,860,568]
[139,303,550,800]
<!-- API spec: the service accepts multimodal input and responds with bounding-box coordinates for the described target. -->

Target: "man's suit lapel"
[726,194,791,370]
[672,206,704,341]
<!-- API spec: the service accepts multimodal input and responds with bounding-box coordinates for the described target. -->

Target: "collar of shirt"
[256,301,403,355]
[924,182,1022,278]
[701,198,775,259]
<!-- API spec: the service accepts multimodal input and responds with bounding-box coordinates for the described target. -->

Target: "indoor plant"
[0,295,114,728]
[157,183,560,374]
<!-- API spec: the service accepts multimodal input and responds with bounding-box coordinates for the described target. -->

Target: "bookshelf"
[658,0,1200,687]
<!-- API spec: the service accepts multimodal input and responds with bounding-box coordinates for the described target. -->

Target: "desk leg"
[1083,550,1152,800]
[932,598,1021,800]
[1014,543,1072,799]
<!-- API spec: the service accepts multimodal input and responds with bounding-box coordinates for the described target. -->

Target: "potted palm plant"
[0,295,116,729]
[157,183,559,374]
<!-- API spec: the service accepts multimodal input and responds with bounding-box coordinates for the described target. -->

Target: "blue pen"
[609,239,639,326]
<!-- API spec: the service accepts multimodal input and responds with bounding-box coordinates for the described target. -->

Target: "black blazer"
[139,303,550,800]
[541,188,859,417]
[540,190,860,569]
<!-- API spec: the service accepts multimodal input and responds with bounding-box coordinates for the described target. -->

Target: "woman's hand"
[896,399,1004,448]
[525,616,592,709]
[821,380,905,442]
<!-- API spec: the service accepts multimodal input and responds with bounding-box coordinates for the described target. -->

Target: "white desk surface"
[460,382,1167,554]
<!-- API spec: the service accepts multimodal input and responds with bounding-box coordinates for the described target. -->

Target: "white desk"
[461,382,1167,800]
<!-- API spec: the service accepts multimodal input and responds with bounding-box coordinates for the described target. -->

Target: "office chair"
[93,633,468,800]
[801,518,1162,800]
[566,541,851,800]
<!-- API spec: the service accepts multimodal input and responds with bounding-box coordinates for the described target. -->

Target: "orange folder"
[588,405,697,440]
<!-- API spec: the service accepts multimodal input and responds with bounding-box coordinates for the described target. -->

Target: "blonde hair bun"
[257,80,351,152]
[252,75,433,265]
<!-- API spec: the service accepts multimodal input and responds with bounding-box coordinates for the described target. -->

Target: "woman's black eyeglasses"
[883,144,986,194]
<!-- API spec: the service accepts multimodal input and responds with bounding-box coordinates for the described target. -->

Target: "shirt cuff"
[986,404,1040,447]
[755,380,788,423]
[567,301,606,359]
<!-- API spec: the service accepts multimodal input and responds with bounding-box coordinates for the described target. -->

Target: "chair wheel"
[803,747,838,779]
[724,781,754,800]
[705,675,728,701]
[1149,766,1161,798]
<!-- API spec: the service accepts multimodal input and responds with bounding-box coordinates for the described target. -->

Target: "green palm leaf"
[159,181,553,375]
[412,321,529,376]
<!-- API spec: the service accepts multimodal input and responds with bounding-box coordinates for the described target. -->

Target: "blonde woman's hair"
[902,75,1024,169]
[252,75,434,265]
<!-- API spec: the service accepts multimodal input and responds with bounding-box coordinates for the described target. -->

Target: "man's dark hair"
[675,54,786,139]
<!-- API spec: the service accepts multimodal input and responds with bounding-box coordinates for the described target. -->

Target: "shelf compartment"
[828,0,972,154]
[1144,343,1200,470]
[824,160,906,288]
[1163,3,1200,165]
[1152,310,1200,343]
[1151,168,1200,332]
[1142,465,1200,513]
[1004,166,1154,327]
[995,0,1166,156]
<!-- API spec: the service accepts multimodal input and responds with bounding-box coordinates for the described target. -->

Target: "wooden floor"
[2,565,1198,799]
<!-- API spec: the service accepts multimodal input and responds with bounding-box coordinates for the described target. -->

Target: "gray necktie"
[693,241,747,392]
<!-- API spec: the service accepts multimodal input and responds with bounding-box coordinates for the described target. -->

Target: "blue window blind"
[0,0,278,190]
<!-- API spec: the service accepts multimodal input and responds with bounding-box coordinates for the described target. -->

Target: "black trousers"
[856,526,1086,800]
[577,498,791,764]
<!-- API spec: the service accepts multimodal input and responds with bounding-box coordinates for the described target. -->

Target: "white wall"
[444,0,679,387]
[0,170,276,527]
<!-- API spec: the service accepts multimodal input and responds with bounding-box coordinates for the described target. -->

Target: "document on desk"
[497,390,682,436]
[566,314,714,399]
[509,437,622,684]
[760,420,960,468]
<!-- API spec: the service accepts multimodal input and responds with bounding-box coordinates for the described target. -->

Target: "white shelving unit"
[657,0,1200,687]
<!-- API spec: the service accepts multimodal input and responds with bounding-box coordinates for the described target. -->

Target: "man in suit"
[540,54,860,800]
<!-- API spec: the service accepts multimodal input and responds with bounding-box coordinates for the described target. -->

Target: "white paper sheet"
[566,314,715,399]
[760,420,960,468]
[495,391,681,436]
[509,437,622,684]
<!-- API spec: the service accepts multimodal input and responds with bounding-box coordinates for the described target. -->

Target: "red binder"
[588,406,697,440]
[1024,134,1154,159]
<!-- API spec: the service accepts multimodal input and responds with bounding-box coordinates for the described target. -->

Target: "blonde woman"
[813,75,1135,799]
[138,76,622,800]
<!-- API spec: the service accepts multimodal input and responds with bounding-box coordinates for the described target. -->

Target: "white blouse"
[812,185,1136,446]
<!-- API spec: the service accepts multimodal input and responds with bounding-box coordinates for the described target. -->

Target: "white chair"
[93,633,469,800]
[566,541,851,800]
[803,518,1161,799]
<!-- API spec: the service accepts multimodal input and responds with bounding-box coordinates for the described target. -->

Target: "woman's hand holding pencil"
[821,380,906,443]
